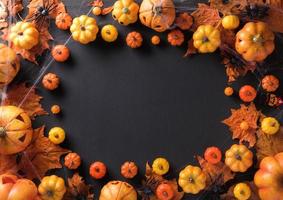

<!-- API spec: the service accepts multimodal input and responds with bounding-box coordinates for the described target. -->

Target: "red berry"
[89,161,107,179]
[156,183,174,200]
[204,146,222,164]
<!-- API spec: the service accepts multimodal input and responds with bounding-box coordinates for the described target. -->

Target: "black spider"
[241,4,269,20]
[27,0,58,27]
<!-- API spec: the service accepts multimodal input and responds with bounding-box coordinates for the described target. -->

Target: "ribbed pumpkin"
[99,181,137,200]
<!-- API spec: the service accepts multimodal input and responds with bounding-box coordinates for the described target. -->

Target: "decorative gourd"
[193,25,221,53]
[156,183,174,200]
[99,181,137,200]
[101,25,118,42]
[0,44,20,87]
[126,31,143,48]
[225,144,253,172]
[261,75,279,92]
[0,106,33,155]
[0,174,38,200]
[152,157,170,175]
[261,117,280,135]
[51,45,70,62]
[9,21,39,50]
[64,152,81,169]
[70,15,99,44]
[233,183,251,200]
[222,15,240,30]
[89,161,107,179]
[112,0,139,26]
[121,161,138,179]
[151,35,160,45]
[235,22,275,62]
[38,175,66,200]
[239,85,257,102]
[167,29,184,46]
[139,0,176,32]
[254,152,283,200]
[55,12,73,30]
[42,73,60,91]
[178,165,206,194]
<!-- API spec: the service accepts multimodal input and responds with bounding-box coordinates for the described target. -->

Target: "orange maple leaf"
[256,128,283,162]
[196,156,234,189]
[210,0,248,15]
[18,126,70,180]
[3,83,47,119]
[64,173,94,200]
[222,103,262,147]
[90,0,104,7]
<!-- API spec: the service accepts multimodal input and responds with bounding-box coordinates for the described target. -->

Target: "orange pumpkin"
[99,181,137,200]
[55,13,73,30]
[167,29,184,46]
[235,22,275,62]
[52,45,70,62]
[0,106,33,155]
[139,0,176,32]
[42,73,60,91]
[121,161,138,179]
[254,152,283,200]
[261,75,279,92]
[64,152,81,170]
[0,174,38,200]
[126,31,143,48]
[0,44,20,88]
[239,85,257,102]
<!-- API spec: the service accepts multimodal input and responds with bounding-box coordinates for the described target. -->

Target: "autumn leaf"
[101,6,113,15]
[0,0,23,29]
[63,173,94,200]
[191,3,221,31]
[196,156,234,189]
[184,39,197,57]
[3,83,47,119]
[18,126,70,180]
[90,0,104,7]
[0,154,17,174]
[264,7,283,33]
[175,13,193,31]
[139,163,184,200]
[220,181,260,200]
[223,103,262,147]
[210,0,248,15]
[256,127,283,162]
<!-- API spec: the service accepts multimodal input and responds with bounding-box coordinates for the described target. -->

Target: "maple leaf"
[139,163,184,200]
[222,103,262,147]
[196,156,234,189]
[63,173,94,200]
[210,0,248,15]
[256,127,283,162]
[220,181,260,200]
[191,3,221,31]
[0,0,23,29]
[184,38,197,57]
[0,154,17,175]
[90,0,104,7]
[101,6,113,15]
[18,126,70,180]
[2,83,47,119]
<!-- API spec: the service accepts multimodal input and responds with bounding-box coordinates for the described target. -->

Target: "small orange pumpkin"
[126,31,143,48]
[151,35,160,45]
[239,85,257,102]
[52,45,70,62]
[55,13,73,30]
[167,29,184,46]
[42,73,60,91]
[261,75,279,92]
[64,152,81,170]
[121,161,138,179]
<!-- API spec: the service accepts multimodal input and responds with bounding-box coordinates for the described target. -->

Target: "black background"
[10,0,283,199]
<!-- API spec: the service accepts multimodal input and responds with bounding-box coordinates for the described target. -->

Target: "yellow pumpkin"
[261,117,280,135]
[139,0,176,32]
[178,165,206,194]
[112,0,139,26]
[99,181,137,200]
[235,22,275,62]
[225,144,253,172]
[222,15,240,30]
[38,175,66,200]
[0,106,33,155]
[193,24,221,53]
[9,21,39,50]
[70,15,99,44]
[0,44,20,87]
[101,25,118,42]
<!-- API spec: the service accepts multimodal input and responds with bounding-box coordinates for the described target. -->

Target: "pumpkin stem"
[0,127,6,138]
[154,6,162,15]
[122,7,129,14]
[253,34,263,44]
[47,190,54,197]
[202,37,209,43]
[235,153,242,161]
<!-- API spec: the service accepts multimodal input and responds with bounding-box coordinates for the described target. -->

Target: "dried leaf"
[191,3,221,31]
[221,181,260,200]
[210,0,248,15]
[184,39,197,57]
[264,7,283,33]
[3,83,47,119]
[18,126,70,180]
[0,0,23,29]
[101,6,113,15]
[197,156,234,189]
[91,0,104,7]
[0,154,17,174]
[222,103,262,147]
[63,173,94,200]
[221,29,236,48]
[256,127,283,162]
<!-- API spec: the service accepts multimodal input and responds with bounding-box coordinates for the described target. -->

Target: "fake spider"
[241,4,269,20]
[26,0,58,28]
